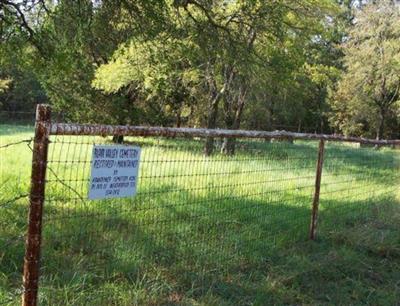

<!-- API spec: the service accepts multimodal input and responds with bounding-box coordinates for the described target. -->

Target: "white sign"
[88,145,141,200]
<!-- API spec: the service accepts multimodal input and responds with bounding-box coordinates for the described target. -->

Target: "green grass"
[0,124,399,305]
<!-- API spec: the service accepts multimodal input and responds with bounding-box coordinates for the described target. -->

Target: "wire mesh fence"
[1,105,400,305]
[39,135,322,303]
[319,142,400,231]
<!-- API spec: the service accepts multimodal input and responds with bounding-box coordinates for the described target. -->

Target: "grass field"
[1,124,400,305]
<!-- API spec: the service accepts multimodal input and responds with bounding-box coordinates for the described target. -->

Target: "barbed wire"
[0,193,29,208]
[0,138,33,149]
[0,139,32,209]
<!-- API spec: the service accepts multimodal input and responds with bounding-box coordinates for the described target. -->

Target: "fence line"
[2,104,398,305]
[309,139,325,240]
[23,105,50,306]
[50,123,400,145]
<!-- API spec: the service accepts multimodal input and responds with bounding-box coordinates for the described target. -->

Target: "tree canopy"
[330,0,400,139]
[1,0,399,145]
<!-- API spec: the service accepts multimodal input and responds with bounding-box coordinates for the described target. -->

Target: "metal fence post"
[22,104,51,306]
[309,139,325,240]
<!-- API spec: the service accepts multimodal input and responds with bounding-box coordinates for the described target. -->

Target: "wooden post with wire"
[22,104,51,306]
[309,139,325,240]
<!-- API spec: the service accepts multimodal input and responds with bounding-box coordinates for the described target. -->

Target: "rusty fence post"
[309,139,325,240]
[22,104,51,306]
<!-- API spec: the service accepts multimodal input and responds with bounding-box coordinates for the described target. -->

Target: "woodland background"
[1,0,400,149]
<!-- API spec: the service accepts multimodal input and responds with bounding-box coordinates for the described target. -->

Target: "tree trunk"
[112,118,125,144]
[204,92,220,156]
[221,137,236,155]
[204,64,235,156]
[374,107,386,149]
[221,82,247,155]
[376,107,386,141]
[297,120,302,133]
[176,111,181,128]
[112,135,124,143]
[204,80,222,156]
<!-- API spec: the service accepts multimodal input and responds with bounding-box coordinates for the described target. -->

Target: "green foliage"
[1,0,399,139]
[0,45,47,111]
[0,78,11,94]
[330,0,400,139]
[92,0,340,135]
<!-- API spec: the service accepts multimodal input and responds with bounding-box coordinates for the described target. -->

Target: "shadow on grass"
[35,190,311,305]
[1,184,399,305]
[1,135,399,305]
[9,188,392,305]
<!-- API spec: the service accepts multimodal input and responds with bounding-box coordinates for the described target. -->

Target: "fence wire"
[320,142,400,230]
[35,135,316,304]
[34,134,400,304]
[1,116,400,305]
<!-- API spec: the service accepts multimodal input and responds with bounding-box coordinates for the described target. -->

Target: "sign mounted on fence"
[88,145,141,200]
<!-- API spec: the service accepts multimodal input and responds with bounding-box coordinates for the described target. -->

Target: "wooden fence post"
[22,104,51,306]
[309,139,325,240]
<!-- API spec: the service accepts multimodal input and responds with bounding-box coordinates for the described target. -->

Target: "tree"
[330,0,400,139]
[93,35,200,127]
[178,0,338,154]
[94,0,339,155]
[1,0,171,123]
